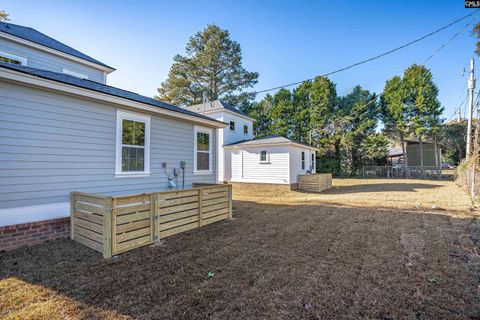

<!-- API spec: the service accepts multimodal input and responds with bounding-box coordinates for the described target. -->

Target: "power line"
[342,13,478,126]
[253,10,479,95]
[422,11,480,64]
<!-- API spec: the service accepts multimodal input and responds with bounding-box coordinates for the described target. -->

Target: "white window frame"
[260,150,269,163]
[63,68,89,79]
[301,151,305,170]
[0,50,27,66]
[229,121,235,131]
[243,124,248,135]
[311,153,315,172]
[115,110,151,177]
[194,126,213,175]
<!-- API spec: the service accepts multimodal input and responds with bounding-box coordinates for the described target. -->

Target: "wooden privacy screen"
[298,174,332,193]
[71,184,232,258]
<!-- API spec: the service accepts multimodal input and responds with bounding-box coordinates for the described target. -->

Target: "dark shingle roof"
[0,22,113,69]
[224,135,316,149]
[0,62,224,125]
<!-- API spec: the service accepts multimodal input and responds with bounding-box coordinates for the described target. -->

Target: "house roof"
[0,62,225,126]
[223,135,317,150]
[388,147,404,157]
[0,22,113,70]
[185,100,254,120]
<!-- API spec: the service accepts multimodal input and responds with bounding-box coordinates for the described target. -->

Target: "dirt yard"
[1,178,479,319]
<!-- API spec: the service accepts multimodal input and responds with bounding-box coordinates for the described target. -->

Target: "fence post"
[103,197,113,259]
[471,164,476,200]
[151,193,159,242]
[70,192,76,240]
[228,184,233,219]
[198,188,203,227]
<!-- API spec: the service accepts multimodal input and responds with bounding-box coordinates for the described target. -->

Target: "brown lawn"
[1,178,479,319]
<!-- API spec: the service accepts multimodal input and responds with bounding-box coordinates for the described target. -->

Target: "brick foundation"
[0,217,70,252]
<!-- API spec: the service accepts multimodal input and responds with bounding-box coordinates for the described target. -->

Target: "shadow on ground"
[1,200,479,319]
[320,182,443,194]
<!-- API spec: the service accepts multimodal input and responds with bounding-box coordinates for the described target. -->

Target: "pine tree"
[156,24,258,106]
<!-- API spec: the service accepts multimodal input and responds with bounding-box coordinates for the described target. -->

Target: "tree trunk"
[434,134,440,179]
[400,133,409,178]
[419,136,424,178]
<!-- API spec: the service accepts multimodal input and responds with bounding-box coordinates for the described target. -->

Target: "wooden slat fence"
[71,192,108,256]
[298,174,332,193]
[71,184,232,258]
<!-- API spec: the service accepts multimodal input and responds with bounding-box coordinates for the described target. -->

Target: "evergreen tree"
[381,75,410,170]
[403,64,442,170]
[156,24,258,106]
[338,86,378,175]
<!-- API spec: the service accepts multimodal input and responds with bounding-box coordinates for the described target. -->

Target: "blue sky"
[3,1,478,120]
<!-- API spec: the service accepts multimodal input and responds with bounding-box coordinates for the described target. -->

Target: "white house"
[0,22,225,250]
[186,101,317,189]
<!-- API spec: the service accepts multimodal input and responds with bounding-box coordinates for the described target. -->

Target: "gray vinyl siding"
[0,38,105,83]
[0,81,217,209]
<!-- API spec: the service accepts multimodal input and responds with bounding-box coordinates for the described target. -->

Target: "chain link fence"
[362,166,442,179]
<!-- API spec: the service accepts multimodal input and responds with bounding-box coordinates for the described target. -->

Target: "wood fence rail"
[71,184,233,258]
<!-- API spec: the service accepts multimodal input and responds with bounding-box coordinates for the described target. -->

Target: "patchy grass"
[0,178,479,319]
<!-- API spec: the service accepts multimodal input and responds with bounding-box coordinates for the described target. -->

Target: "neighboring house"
[0,22,225,249]
[405,140,442,167]
[185,100,254,183]
[386,141,442,167]
[186,101,317,189]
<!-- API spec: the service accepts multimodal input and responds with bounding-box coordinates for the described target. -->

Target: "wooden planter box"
[298,174,332,193]
[70,184,232,258]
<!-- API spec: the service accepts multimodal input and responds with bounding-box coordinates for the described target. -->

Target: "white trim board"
[63,68,89,79]
[0,202,70,227]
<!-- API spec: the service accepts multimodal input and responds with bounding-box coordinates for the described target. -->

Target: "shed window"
[229,121,235,131]
[301,152,305,170]
[116,111,150,176]
[311,153,315,172]
[260,150,268,163]
[243,125,248,134]
[194,126,212,173]
[0,50,27,66]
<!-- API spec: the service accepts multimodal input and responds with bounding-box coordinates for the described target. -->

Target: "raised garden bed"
[70,184,232,258]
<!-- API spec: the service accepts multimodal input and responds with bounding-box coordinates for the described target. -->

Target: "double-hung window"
[301,152,305,170]
[194,126,212,174]
[229,121,235,131]
[260,150,268,163]
[0,50,27,66]
[116,110,150,177]
[311,153,315,172]
[243,125,248,134]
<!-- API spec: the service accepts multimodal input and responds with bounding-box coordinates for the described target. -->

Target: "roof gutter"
[0,67,227,128]
[223,142,317,151]
[0,32,116,73]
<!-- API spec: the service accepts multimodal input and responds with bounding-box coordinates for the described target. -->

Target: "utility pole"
[466,57,476,157]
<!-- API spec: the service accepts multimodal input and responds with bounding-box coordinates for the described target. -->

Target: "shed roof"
[224,135,316,150]
[0,22,113,69]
